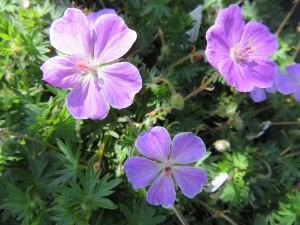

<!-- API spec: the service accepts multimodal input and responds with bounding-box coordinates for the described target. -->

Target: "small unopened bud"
[161,45,170,58]
[233,116,243,130]
[209,8,216,15]
[214,140,230,152]
[171,94,184,110]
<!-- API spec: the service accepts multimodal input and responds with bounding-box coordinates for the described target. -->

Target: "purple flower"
[250,83,276,102]
[124,126,208,208]
[86,8,117,29]
[277,64,300,102]
[41,8,142,120]
[205,4,278,92]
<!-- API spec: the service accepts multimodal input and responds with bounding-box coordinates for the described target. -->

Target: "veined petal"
[218,58,255,92]
[66,76,108,120]
[170,133,206,164]
[277,73,298,94]
[250,87,266,102]
[100,62,142,109]
[242,21,278,58]
[87,8,117,24]
[205,25,230,68]
[172,166,207,199]
[146,173,175,208]
[41,55,82,89]
[242,59,277,89]
[50,8,92,59]
[93,14,137,63]
[124,156,161,189]
[215,4,244,46]
[136,127,171,161]
[286,64,300,80]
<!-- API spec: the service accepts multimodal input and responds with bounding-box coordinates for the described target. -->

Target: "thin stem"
[2,61,40,68]
[291,39,300,62]
[126,117,140,136]
[151,72,218,120]
[197,199,237,225]
[97,133,110,163]
[270,121,300,125]
[275,0,299,36]
[162,50,205,75]
[0,131,60,151]
[170,205,189,225]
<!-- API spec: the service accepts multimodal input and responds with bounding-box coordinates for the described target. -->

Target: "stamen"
[164,166,172,176]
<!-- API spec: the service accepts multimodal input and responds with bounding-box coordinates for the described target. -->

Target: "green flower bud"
[171,94,184,110]
[161,45,170,58]
[233,115,243,130]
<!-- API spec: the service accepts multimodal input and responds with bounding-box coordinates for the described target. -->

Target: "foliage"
[0,0,299,224]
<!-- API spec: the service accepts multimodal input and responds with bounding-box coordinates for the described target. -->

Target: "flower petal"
[136,126,170,161]
[276,73,298,94]
[218,58,255,92]
[93,14,137,63]
[124,156,161,189]
[286,64,300,80]
[294,88,300,102]
[50,8,92,59]
[41,55,82,89]
[66,76,108,120]
[250,87,266,102]
[170,132,206,164]
[265,83,277,93]
[242,59,277,89]
[146,174,175,208]
[241,21,277,58]
[99,62,142,109]
[215,4,244,46]
[205,25,230,68]
[86,8,117,24]
[172,166,207,199]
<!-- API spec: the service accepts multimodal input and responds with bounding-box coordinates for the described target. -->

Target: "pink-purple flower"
[250,83,276,102]
[124,126,208,208]
[205,4,278,92]
[41,8,142,120]
[86,8,117,29]
[277,64,300,102]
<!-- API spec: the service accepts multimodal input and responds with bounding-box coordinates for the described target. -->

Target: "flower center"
[77,60,97,76]
[164,166,172,176]
[230,37,256,63]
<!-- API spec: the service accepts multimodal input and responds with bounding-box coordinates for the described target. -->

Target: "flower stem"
[170,205,189,225]
[291,39,300,62]
[275,0,299,36]
[150,72,218,120]
[97,132,110,163]
[197,199,237,225]
[162,50,205,75]
[0,131,59,151]
[2,61,40,69]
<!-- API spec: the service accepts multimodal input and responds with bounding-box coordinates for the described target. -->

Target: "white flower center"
[230,37,256,63]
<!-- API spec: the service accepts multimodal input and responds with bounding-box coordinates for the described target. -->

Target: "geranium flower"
[250,83,276,102]
[124,126,208,208]
[205,4,278,92]
[277,64,300,102]
[41,8,142,120]
[86,8,117,29]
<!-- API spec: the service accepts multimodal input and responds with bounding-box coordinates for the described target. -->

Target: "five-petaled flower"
[277,64,300,102]
[124,126,208,208]
[205,4,278,92]
[250,83,276,102]
[41,8,142,120]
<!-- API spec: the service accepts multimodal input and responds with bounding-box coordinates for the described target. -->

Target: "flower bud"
[171,94,184,110]
[214,140,230,152]
[161,45,170,58]
[233,115,243,130]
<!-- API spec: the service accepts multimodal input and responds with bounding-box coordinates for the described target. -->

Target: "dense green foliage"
[0,0,300,224]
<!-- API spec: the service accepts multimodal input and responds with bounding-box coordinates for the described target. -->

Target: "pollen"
[164,166,172,176]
